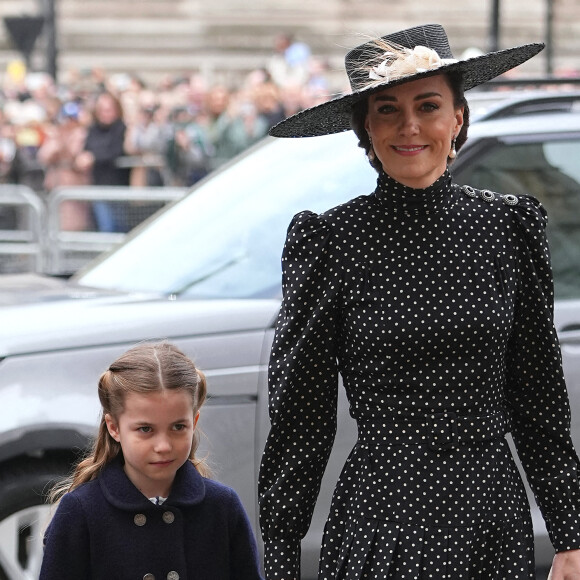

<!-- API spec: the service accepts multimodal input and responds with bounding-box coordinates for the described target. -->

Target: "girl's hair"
[350,71,470,173]
[49,341,209,502]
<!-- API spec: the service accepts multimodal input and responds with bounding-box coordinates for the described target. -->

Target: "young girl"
[40,341,263,580]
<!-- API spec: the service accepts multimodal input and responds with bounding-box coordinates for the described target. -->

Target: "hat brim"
[270,42,544,138]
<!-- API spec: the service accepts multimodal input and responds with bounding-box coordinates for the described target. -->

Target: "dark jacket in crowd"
[84,118,130,186]
[40,457,264,580]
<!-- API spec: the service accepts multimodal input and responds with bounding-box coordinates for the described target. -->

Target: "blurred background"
[0,0,576,87]
[0,0,577,276]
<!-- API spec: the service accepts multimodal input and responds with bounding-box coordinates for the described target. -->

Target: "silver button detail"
[134,513,147,526]
[162,510,175,524]
[143,574,155,580]
[462,185,477,198]
[502,193,519,206]
[167,572,180,580]
[480,190,496,202]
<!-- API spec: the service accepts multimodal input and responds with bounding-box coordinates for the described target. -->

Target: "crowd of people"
[0,33,334,231]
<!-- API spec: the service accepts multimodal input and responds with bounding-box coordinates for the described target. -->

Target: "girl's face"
[364,75,464,189]
[105,389,198,498]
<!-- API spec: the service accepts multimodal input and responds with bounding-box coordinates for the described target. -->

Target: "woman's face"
[364,74,464,189]
[95,95,120,125]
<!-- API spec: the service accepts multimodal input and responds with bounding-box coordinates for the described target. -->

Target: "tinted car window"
[453,137,580,300]
[77,132,377,299]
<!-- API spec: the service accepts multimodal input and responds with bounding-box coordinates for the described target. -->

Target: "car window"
[76,133,377,299]
[453,137,580,300]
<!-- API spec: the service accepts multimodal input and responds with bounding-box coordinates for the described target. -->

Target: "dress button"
[143,574,155,580]
[167,572,180,580]
[162,510,175,524]
[502,193,519,206]
[480,189,496,202]
[462,185,477,198]
[134,513,147,526]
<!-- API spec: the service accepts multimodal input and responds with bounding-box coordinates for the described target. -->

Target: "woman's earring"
[367,133,376,161]
[449,135,457,159]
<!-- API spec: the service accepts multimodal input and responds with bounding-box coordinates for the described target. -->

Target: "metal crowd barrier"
[0,184,45,274]
[45,186,188,275]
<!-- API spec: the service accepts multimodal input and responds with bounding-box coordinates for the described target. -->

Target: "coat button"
[162,510,175,524]
[134,513,147,526]
[167,572,179,580]
[143,574,155,580]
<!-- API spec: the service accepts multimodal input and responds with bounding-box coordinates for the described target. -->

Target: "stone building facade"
[0,0,578,88]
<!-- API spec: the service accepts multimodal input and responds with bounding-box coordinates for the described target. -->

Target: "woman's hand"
[74,151,95,172]
[549,549,580,579]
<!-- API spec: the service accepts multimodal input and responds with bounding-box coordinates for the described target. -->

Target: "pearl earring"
[449,135,457,159]
[367,133,375,161]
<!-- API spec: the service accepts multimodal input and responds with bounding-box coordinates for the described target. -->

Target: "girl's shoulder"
[46,479,101,535]
[202,477,241,503]
[51,478,102,519]
[62,477,101,501]
[201,478,249,516]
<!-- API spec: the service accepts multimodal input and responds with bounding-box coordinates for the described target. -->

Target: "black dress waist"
[358,409,511,451]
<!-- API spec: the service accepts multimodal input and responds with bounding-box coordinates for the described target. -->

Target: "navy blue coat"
[40,457,263,580]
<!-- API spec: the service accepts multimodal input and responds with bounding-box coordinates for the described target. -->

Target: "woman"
[76,91,131,232]
[258,24,580,579]
[37,101,92,230]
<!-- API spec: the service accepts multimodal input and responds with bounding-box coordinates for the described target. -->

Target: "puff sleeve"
[258,211,342,579]
[505,195,580,552]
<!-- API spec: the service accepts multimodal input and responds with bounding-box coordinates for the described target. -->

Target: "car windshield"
[76,132,377,298]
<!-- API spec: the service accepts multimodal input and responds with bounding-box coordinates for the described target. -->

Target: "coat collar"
[99,455,206,511]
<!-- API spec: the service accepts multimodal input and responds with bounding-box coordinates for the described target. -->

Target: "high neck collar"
[99,455,206,510]
[374,170,454,216]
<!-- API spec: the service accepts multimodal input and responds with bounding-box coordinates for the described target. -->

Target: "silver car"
[1,92,580,579]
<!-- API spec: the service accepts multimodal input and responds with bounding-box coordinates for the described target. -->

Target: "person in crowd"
[5,99,47,193]
[75,91,131,232]
[0,111,17,230]
[37,100,92,230]
[165,105,212,186]
[124,104,170,187]
[205,85,269,170]
[276,81,307,120]
[268,32,312,87]
[258,24,580,579]
[0,111,16,185]
[117,73,149,129]
[40,341,264,580]
[187,73,210,118]
[252,79,286,130]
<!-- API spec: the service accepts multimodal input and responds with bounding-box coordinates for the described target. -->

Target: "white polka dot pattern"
[258,170,580,579]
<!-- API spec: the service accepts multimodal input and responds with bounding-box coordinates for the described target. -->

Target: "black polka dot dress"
[258,170,580,579]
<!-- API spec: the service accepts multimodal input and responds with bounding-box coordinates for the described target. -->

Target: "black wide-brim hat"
[270,23,544,138]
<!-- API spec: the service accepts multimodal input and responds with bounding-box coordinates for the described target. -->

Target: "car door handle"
[560,324,580,332]
[558,325,580,350]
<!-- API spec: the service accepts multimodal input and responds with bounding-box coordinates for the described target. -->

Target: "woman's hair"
[350,71,470,173]
[49,341,209,502]
[94,90,124,123]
